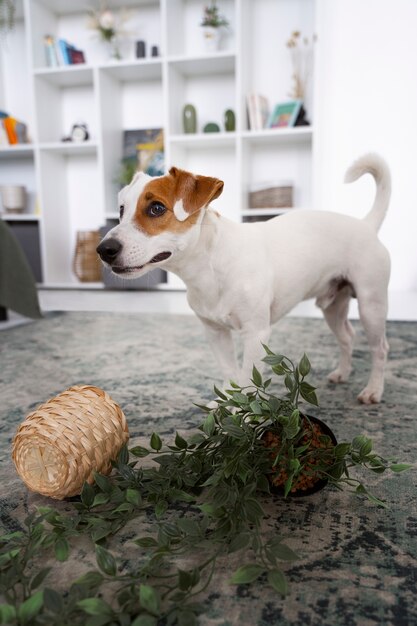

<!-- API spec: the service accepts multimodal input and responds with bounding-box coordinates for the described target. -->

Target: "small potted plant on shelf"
[200,0,229,52]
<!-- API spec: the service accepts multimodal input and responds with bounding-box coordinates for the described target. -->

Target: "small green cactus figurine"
[183,104,197,134]
[224,109,235,131]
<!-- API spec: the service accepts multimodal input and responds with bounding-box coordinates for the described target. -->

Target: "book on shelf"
[44,35,86,67]
[246,93,270,130]
[0,110,28,146]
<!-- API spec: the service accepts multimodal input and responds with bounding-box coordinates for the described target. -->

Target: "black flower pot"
[266,414,338,498]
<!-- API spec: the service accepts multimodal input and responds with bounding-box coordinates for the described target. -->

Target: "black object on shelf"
[136,40,146,58]
[151,45,159,57]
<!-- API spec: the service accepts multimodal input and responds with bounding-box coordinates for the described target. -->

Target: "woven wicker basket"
[249,183,293,209]
[12,385,129,500]
[73,231,102,282]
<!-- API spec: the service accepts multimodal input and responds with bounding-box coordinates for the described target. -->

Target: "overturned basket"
[12,385,129,500]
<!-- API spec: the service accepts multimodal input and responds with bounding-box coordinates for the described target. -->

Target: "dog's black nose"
[96,238,122,264]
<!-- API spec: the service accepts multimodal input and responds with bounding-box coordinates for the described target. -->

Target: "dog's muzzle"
[96,238,122,264]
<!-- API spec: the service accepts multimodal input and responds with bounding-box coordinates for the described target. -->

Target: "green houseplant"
[0,348,411,625]
[200,1,229,52]
[0,0,15,37]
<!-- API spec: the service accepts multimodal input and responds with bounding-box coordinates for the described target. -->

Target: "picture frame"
[267,99,303,128]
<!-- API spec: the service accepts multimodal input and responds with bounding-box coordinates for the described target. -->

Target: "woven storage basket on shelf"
[73,230,102,282]
[12,385,129,500]
[249,183,293,209]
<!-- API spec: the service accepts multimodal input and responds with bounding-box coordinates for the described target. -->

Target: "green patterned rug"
[1,312,416,625]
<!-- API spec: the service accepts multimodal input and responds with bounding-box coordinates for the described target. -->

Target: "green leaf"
[117,445,129,465]
[131,616,157,626]
[93,472,112,493]
[95,544,117,576]
[177,611,198,626]
[230,564,265,584]
[155,500,168,518]
[74,571,104,587]
[130,446,150,458]
[43,588,63,614]
[213,385,227,400]
[18,591,44,624]
[202,413,215,437]
[269,543,299,561]
[175,432,188,450]
[126,488,141,505]
[249,400,263,415]
[54,536,69,562]
[298,353,311,377]
[0,604,16,624]
[262,354,285,366]
[134,537,158,548]
[77,598,112,616]
[177,518,200,536]
[150,433,162,451]
[178,569,193,591]
[299,382,319,406]
[267,569,288,596]
[139,584,160,616]
[30,567,51,590]
[359,438,373,457]
[390,463,413,472]
[92,493,110,507]
[81,482,96,507]
[251,365,262,387]
[228,533,251,553]
[85,616,113,626]
[334,443,351,458]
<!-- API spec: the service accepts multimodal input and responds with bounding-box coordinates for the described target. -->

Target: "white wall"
[314,0,417,292]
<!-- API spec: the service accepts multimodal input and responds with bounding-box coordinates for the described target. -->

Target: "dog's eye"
[119,205,125,220]
[147,202,166,217]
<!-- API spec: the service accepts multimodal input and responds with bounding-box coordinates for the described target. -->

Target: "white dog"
[97,154,391,404]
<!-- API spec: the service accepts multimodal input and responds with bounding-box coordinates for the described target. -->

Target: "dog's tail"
[344,153,391,232]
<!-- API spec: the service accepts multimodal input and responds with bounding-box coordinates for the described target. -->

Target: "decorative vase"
[224,109,235,131]
[183,104,197,134]
[0,185,26,214]
[105,36,121,60]
[202,26,222,52]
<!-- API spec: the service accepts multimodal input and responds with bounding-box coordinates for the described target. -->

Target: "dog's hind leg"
[356,286,389,404]
[318,285,355,383]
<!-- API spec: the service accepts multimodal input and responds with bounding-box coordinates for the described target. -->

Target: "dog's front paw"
[357,386,383,405]
[328,367,351,384]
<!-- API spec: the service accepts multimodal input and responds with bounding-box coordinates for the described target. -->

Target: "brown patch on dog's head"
[133,167,224,235]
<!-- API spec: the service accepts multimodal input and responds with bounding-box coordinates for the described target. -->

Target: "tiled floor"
[1,288,417,331]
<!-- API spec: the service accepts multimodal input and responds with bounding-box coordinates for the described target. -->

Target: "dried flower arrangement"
[286,30,316,100]
[87,2,132,60]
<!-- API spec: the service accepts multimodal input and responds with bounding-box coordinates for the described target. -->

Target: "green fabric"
[0,219,42,319]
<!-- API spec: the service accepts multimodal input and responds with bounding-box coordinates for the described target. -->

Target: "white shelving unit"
[0,0,316,288]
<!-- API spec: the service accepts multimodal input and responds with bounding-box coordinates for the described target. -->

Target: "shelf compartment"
[165,0,236,57]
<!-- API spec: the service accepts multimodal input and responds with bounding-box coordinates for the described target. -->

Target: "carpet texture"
[0,312,416,625]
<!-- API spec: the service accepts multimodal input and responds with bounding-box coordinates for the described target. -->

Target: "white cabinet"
[0,0,316,288]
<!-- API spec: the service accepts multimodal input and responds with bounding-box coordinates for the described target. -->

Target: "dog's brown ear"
[169,167,224,221]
